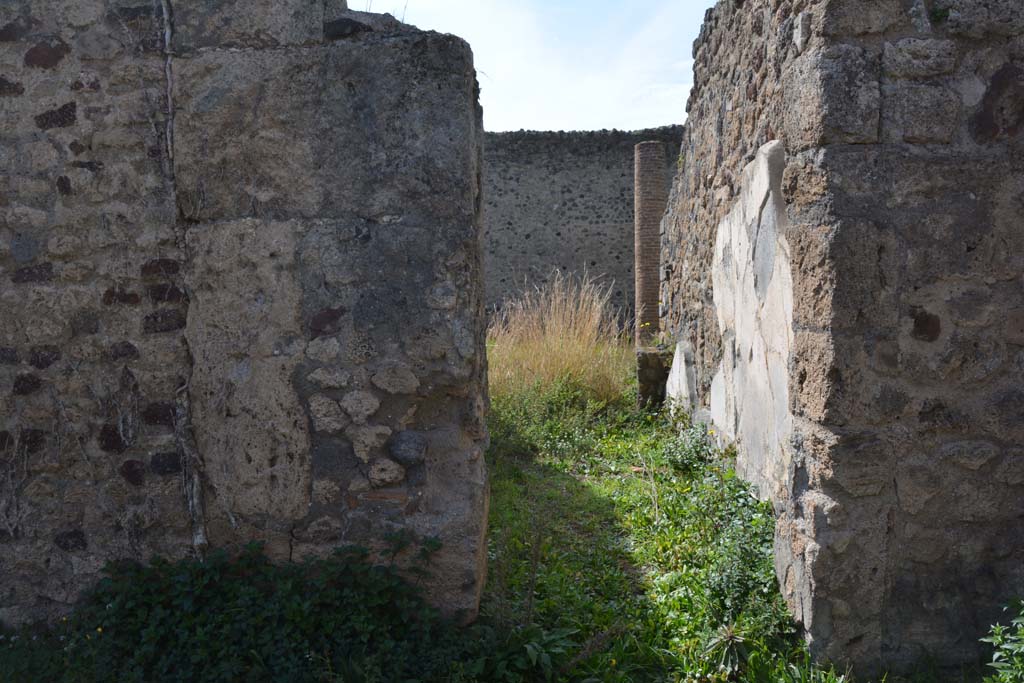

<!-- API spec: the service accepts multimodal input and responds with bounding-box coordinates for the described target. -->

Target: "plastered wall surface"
[706,141,795,499]
[0,1,489,625]
[663,0,1024,674]
[483,128,681,313]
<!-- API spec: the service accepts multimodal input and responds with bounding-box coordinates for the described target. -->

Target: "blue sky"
[355,0,717,132]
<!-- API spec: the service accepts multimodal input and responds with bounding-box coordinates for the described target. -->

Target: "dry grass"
[487,272,634,404]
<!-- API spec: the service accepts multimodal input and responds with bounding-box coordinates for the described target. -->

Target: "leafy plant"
[0,545,570,683]
[983,601,1024,682]
[661,423,716,474]
[479,366,842,681]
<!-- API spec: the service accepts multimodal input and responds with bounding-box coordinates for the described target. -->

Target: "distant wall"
[483,127,682,314]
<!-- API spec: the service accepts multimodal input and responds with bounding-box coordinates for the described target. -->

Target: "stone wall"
[483,127,681,313]
[663,0,1024,674]
[0,1,489,625]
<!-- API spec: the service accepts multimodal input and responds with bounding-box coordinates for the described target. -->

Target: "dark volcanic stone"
[70,160,103,173]
[141,259,180,278]
[102,286,141,306]
[309,306,346,339]
[119,459,146,486]
[109,341,140,361]
[98,423,129,453]
[29,346,61,369]
[105,7,161,52]
[143,309,186,334]
[0,75,24,96]
[918,400,968,432]
[54,529,87,552]
[142,401,176,428]
[34,101,76,130]
[19,429,46,454]
[151,451,183,475]
[911,308,942,342]
[388,430,428,467]
[0,431,12,451]
[324,18,373,41]
[12,374,42,396]
[0,17,35,43]
[0,347,19,365]
[23,37,70,69]
[56,175,72,195]
[971,64,1024,143]
[11,262,54,283]
[147,283,185,303]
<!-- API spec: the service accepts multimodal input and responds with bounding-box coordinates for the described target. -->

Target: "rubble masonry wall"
[0,0,489,624]
[483,127,681,313]
[663,0,1024,673]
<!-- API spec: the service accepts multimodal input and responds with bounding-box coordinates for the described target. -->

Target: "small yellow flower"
[96,627,103,634]
[610,659,617,667]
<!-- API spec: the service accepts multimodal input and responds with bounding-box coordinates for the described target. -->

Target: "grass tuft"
[487,271,634,405]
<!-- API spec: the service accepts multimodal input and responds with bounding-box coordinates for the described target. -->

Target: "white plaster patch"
[794,12,812,53]
[665,341,698,413]
[709,141,795,498]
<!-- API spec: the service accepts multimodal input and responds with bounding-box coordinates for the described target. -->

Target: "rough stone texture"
[662,0,1024,674]
[636,349,671,408]
[185,220,313,551]
[0,0,192,627]
[1,1,489,626]
[483,128,681,313]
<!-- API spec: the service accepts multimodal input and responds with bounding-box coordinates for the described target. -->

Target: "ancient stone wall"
[483,127,681,313]
[0,1,488,626]
[663,0,1024,674]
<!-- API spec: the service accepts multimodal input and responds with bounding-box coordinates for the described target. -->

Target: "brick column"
[634,141,668,347]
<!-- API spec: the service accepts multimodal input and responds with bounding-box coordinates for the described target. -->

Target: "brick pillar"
[634,141,668,347]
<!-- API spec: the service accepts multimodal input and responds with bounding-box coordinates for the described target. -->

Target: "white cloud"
[369,0,709,132]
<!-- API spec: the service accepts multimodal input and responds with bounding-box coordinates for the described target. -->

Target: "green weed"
[0,545,564,683]
[482,379,844,682]
[983,601,1024,683]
